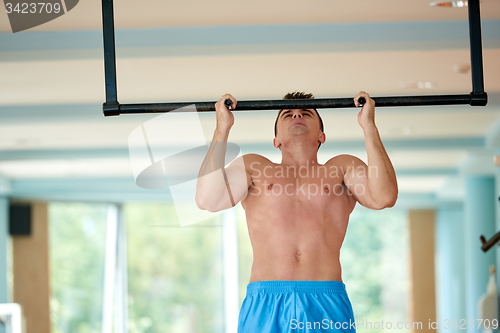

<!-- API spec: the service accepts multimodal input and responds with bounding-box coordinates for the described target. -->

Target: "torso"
[241,154,357,282]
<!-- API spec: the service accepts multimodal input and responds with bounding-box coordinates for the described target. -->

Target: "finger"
[221,94,237,109]
[217,94,230,109]
[360,91,372,101]
[354,91,371,107]
[357,96,366,106]
[353,93,362,107]
[227,95,237,109]
[215,100,226,111]
[227,97,236,110]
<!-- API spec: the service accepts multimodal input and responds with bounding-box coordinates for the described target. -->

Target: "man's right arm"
[195,94,251,212]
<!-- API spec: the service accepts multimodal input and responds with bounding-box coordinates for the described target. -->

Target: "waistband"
[246,280,347,294]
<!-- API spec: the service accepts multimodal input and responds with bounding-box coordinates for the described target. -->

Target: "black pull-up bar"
[101,0,487,117]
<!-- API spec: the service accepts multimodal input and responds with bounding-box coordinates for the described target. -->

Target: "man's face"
[274,108,325,149]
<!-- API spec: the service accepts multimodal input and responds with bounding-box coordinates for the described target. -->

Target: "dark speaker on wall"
[9,204,32,236]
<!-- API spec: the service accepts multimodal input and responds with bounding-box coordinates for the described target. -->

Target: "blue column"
[0,177,10,333]
[0,197,8,304]
[436,204,466,332]
[485,107,500,324]
[495,154,500,299]
[464,176,496,330]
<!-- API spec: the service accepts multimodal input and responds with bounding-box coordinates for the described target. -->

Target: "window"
[342,207,409,333]
[124,203,225,333]
[49,203,108,333]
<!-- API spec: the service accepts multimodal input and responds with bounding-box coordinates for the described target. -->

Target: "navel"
[268,183,274,190]
[295,251,301,261]
[324,186,330,194]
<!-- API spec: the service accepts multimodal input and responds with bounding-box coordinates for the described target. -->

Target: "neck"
[280,140,319,167]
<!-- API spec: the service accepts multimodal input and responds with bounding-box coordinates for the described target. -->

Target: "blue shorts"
[238,281,356,333]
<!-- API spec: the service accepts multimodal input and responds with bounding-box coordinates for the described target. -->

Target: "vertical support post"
[12,202,51,333]
[464,176,496,332]
[435,204,466,332]
[115,204,129,333]
[223,209,239,333]
[408,209,437,333]
[0,198,8,305]
[495,151,500,319]
[101,0,120,116]
[0,197,7,333]
[101,204,128,333]
[102,205,118,333]
[468,0,487,105]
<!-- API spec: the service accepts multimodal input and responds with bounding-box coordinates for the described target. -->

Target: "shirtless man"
[196,91,398,332]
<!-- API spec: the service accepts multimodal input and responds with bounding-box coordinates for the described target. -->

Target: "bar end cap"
[103,102,121,117]
[470,92,488,106]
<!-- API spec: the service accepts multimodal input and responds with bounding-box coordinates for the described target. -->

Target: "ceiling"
[0,0,499,206]
[1,0,500,31]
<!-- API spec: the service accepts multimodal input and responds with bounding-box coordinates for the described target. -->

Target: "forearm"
[199,128,230,178]
[196,127,234,211]
[363,125,398,207]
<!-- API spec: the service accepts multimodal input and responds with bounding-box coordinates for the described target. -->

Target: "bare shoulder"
[241,153,275,176]
[325,154,364,166]
[242,153,274,165]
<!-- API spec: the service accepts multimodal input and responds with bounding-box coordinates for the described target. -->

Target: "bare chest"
[243,165,355,214]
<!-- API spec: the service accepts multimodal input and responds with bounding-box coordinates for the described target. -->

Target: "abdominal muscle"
[241,179,355,283]
[248,230,344,282]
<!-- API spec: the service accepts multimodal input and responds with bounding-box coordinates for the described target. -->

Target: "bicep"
[196,155,251,212]
[334,155,378,209]
[224,155,252,203]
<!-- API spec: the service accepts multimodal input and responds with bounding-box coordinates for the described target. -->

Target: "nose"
[292,110,303,118]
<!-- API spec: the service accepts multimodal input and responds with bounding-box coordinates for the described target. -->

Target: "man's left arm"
[340,91,398,209]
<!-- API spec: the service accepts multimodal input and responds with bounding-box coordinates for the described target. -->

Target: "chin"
[288,128,309,136]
